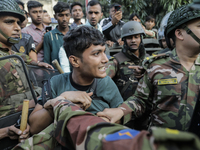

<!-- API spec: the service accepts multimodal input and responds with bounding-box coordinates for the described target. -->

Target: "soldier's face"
[86,4,103,28]
[71,5,83,20]
[0,16,21,46]
[29,7,43,25]
[78,44,108,79]
[54,10,71,29]
[126,34,141,50]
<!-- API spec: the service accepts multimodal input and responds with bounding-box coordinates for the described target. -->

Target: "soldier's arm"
[105,58,118,78]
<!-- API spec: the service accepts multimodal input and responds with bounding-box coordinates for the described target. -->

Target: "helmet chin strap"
[182,24,200,48]
[0,29,20,44]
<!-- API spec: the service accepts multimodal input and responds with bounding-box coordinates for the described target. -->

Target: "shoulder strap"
[113,52,131,64]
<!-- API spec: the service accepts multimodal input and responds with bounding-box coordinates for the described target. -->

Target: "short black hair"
[63,26,105,60]
[53,2,70,14]
[110,3,120,9]
[129,13,140,21]
[43,10,47,13]
[70,2,82,13]
[15,0,24,10]
[87,0,102,12]
[146,15,156,23]
[23,10,28,18]
[27,1,43,12]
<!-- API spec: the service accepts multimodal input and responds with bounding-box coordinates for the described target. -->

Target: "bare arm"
[29,51,37,61]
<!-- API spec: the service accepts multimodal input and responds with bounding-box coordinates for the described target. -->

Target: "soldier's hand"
[111,11,122,25]
[19,123,30,143]
[60,91,93,110]
[97,108,124,123]
[38,62,54,69]
[128,65,145,79]
[7,125,22,140]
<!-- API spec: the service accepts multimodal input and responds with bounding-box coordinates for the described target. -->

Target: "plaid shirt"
[22,23,46,61]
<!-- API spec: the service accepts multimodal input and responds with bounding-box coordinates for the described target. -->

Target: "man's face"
[54,10,70,29]
[132,16,141,22]
[71,5,83,21]
[43,12,51,25]
[0,16,21,46]
[145,20,155,30]
[86,4,102,28]
[78,44,108,79]
[125,34,141,50]
[21,14,28,29]
[29,7,43,25]
[161,39,167,49]
[109,7,115,17]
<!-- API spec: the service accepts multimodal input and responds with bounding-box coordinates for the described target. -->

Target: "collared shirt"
[120,49,200,131]
[70,22,83,30]
[84,20,102,33]
[22,23,46,62]
[43,26,66,66]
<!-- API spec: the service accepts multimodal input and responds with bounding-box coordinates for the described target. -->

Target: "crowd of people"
[1,0,200,149]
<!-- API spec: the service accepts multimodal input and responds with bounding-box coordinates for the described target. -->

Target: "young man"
[106,21,146,101]
[100,3,125,47]
[43,2,70,67]
[22,1,45,62]
[29,26,123,134]
[85,0,103,31]
[98,4,200,131]
[0,0,52,143]
[70,2,84,29]
[42,10,51,26]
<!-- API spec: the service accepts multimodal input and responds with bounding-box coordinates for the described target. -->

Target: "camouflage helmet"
[121,21,145,40]
[158,11,173,41]
[0,0,25,22]
[165,4,200,38]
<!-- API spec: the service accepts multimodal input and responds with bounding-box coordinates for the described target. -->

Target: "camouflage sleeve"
[105,58,118,78]
[119,70,153,124]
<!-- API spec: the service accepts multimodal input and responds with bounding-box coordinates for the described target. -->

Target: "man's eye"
[94,52,100,56]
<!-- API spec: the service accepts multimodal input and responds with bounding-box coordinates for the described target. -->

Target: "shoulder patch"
[104,129,140,141]
[142,52,170,70]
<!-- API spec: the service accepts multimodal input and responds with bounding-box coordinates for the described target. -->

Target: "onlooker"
[22,1,45,62]
[85,0,103,31]
[14,0,24,10]
[42,10,52,26]
[129,13,141,22]
[100,3,125,47]
[43,2,70,67]
[143,15,157,39]
[21,10,29,29]
[70,2,84,29]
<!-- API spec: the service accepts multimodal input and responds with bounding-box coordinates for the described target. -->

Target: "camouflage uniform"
[13,99,200,150]
[0,47,41,117]
[106,21,146,101]
[119,49,200,131]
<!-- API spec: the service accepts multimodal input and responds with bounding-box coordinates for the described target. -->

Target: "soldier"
[0,0,53,143]
[98,4,200,131]
[14,97,200,150]
[106,21,146,101]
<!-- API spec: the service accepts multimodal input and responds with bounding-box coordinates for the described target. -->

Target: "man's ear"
[28,13,30,18]
[54,14,57,20]
[69,55,80,68]
[175,29,184,41]
[100,12,103,19]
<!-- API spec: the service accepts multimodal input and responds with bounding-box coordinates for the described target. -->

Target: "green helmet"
[165,4,200,38]
[0,0,25,22]
[121,21,145,40]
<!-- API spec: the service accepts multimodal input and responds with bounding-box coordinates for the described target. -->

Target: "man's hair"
[129,13,140,21]
[63,26,105,60]
[109,3,120,9]
[53,2,70,14]
[70,2,82,13]
[87,0,102,12]
[146,15,155,23]
[43,10,47,13]
[15,0,24,10]
[23,10,28,18]
[27,1,43,12]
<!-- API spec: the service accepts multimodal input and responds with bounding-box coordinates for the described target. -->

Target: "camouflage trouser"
[13,99,200,150]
